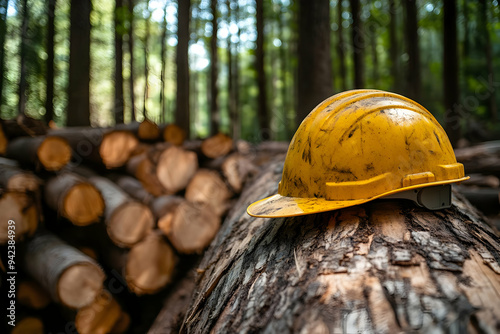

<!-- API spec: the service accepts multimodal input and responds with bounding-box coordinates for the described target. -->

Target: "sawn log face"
[181,160,500,333]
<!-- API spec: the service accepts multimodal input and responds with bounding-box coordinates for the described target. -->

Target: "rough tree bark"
[179,159,500,333]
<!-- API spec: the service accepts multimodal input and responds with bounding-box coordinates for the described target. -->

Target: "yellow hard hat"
[247,89,469,218]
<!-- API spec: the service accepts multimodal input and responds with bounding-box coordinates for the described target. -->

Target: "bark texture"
[181,159,500,333]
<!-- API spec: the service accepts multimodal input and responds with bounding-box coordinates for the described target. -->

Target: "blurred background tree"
[0,0,499,144]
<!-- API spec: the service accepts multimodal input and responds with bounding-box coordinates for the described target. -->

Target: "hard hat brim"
[247,177,469,218]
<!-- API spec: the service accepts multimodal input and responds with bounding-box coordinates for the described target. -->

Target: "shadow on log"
[176,159,500,333]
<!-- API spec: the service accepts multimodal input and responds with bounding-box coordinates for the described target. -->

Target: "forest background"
[0,0,499,145]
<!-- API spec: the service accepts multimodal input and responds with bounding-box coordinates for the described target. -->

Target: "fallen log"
[0,157,40,192]
[151,196,220,254]
[10,316,44,334]
[463,173,500,188]
[88,175,154,247]
[112,174,155,205]
[179,159,500,333]
[185,169,232,217]
[44,172,105,226]
[49,127,138,168]
[23,232,105,309]
[221,153,257,193]
[455,141,500,176]
[6,135,71,171]
[455,185,500,215]
[0,192,39,244]
[115,120,160,142]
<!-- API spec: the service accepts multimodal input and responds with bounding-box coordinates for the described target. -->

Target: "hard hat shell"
[247,89,469,218]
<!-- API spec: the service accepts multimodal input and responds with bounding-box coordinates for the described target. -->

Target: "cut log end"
[185,169,232,217]
[64,182,105,226]
[158,201,220,254]
[0,192,38,244]
[201,133,233,159]
[138,119,160,140]
[127,153,167,196]
[99,130,138,168]
[126,231,177,295]
[6,173,40,193]
[108,202,155,247]
[58,262,105,309]
[37,136,72,170]
[17,280,51,309]
[156,145,198,193]
[11,317,44,334]
[163,124,186,146]
[75,290,122,334]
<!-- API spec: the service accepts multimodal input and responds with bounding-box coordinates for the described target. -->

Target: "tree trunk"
[23,232,105,309]
[444,0,460,147]
[337,0,346,91]
[159,2,168,123]
[209,0,220,136]
[403,0,420,101]
[226,0,237,139]
[350,0,365,89]
[0,122,6,155]
[143,0,150,119]
[127,0,136,121]
[389,0,398,92]
[114,0,125,124]
[67,0,91,126]
[454,140,500,176]
[180,159,500,333]
[256,0,269,140]
[0,0,8,107]
[297,0,332,124]
[479,0,497,123]
[45,0,56,124]
[176,0,191,137]
[18,0,28,115]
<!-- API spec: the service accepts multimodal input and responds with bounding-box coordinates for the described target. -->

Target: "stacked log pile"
[0,117,270,333]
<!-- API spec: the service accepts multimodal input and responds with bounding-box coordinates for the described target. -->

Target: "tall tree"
[226,0,237,139]
[278,3,289,139]
[209,0,219,135]
[18,0,29,115]
[159,1,168,123]
[337,0,346,91]
[297,0,332,123]
[478,0,496,122]
[444,0,460,147]
[256,0,269,139]
[67,0,91,126]
[45,0,56,123]
[389,0,398,91]
[114,0,125,124]
[0,0,8,108]
[143,0,151,119]
[176,0,190,137]
[127,0,136,121]
[403,0,420,101]
[233,0,240,139]
[350,0,364,88]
